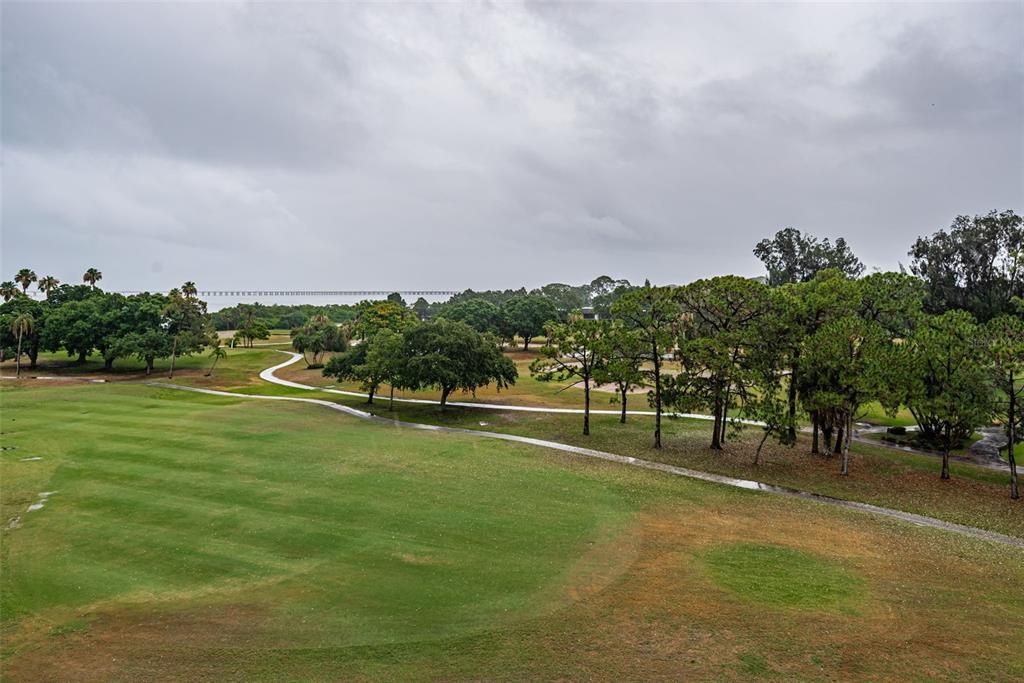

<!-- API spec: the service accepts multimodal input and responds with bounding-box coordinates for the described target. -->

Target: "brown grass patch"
[4,502,1021,681]
[3,604,276,682]
[513,500,1024,681]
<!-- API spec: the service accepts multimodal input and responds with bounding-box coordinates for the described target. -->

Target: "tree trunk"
[77,350,87,364]
[168,336,178,379]
[754,430,770,466]
[440,386,452,407]
[844,413,853,454]
[522,336,530,351]
[206,356,220,377]
[711,398,723,450]
[1009,373,1018,499]
[15,331,23,378]
[821,422,833,457]
[720,391,730,444]
[104,356,114,370]
[787,358,799,442]
[812,411,819,454]
[146,356,155,375]
[941,423,951,480]
[653,344,662,449]
[367,386,375,405]
[840,413,850,475]
[582,377,591,436]
[620,386,628,424]
[834,424,844,455]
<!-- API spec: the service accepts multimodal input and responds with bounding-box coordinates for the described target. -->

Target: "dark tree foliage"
[41,296,102,363]
[589,275,634,319]
[291,314,347,368]
[754,227,865,286]
[164,289,216,378]
[985,315,1024,499]
[501,295,558,350]
[211,302,358,331]
[437,299,504,336]
[437,278,631,332]
[0,297,46,368]
[322,343,369,393]
[529,283,589,320]
[109,293,172,373]
[887,310,991,479]
[411,297,432,321]
[400,319,517,406]
[0,274,214,375]
[909,209,1023,322]
[669,276,773,450]
[593,321,646,424]
[447,288,527,307]
[531,317,610,435]
[351,300,416,340]
[856,271,926,338]
[322,331,404,405]
[611,282,679,449]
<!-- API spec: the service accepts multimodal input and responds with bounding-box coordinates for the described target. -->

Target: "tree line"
[309,210,1022,498]
[212,302,359,331]
[1,268,214,378]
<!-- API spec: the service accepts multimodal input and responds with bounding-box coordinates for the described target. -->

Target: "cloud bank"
[3,2,1021,291]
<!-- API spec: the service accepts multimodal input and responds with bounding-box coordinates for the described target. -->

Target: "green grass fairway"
[241,373,1024,539]
[2,385,635,634]
[2,381,1023,681]
[0,346,281,387]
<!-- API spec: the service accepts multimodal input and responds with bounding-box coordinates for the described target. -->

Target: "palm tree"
[205,343,227,377]
[10,313,34,379]
[83,268,103,288]
[37,275,60,298]
[0,282,18,302]
[14,269,37,294]
[182,281,198,299]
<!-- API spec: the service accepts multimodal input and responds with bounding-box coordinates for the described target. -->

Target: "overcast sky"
[2,1,1022,293]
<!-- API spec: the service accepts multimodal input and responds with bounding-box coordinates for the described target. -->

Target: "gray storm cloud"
[2,1,1021,291]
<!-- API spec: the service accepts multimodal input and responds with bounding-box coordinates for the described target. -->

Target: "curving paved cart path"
[264,352,1014,472]
[148,352,1024,550]
[259,351,762,423]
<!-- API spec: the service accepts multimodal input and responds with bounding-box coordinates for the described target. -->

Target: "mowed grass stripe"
[65,434,624,540]
[3,384,635,642]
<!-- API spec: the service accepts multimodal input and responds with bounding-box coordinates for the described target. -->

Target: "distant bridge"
[113,289,459,298]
